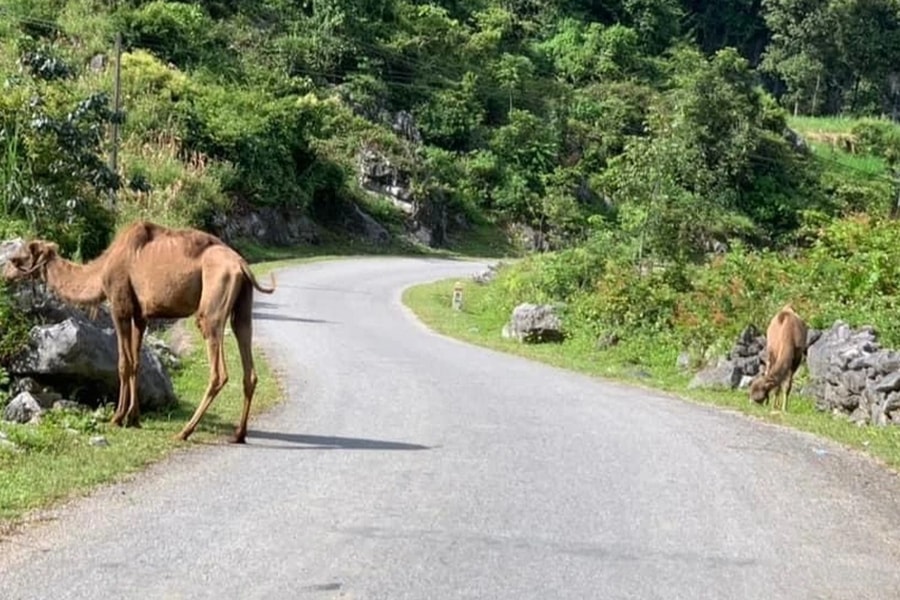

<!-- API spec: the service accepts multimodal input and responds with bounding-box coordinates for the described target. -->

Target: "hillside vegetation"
[3,1,900,383]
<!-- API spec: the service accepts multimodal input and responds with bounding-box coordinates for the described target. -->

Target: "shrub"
[116,132,232,229]
[850,118,900,165]
[119,1,220,69]
[0,279,32,367]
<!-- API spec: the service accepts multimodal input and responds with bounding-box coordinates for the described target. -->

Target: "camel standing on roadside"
[749,304,808,413]
[2,220,276,443]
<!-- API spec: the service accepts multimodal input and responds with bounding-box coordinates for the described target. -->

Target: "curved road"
[3,257,900,599]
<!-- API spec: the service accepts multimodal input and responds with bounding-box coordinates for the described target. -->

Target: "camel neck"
[44,255,107,306]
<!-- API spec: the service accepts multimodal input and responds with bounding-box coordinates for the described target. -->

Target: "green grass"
[0,255,339,532]
[788,115,860,135]
[403,278,900,471]
[809,143,888,177]
[0,219,515,532]
[442,221,521,259]
[0,324,282,528]
[786,114,892,184]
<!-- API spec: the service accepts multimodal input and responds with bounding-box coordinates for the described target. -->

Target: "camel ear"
[27,241,42,258]
[27,241,58,264]
[43,242,59,257]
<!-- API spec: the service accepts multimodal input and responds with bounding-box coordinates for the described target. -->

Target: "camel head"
[748,376,770,404]
[2,240,59,282]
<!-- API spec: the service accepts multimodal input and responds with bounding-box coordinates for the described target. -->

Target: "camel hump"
[774,303,800,324]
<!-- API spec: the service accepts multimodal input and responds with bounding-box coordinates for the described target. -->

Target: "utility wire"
[1,8,897,186]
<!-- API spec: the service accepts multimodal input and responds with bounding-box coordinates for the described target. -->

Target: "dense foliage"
[2,0,900,363]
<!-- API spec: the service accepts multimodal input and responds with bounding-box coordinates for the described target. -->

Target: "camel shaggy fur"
[749,304,808,412]
[2,220,276,443]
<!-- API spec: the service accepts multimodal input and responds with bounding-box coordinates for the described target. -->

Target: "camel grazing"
[749,304,808,413]
[2,220,276,443]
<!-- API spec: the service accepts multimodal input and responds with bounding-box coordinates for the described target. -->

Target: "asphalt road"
[3,256,900,600]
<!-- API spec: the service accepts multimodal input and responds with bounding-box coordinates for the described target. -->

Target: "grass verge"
[402,278,900,471]
[0,233,510,532]
[0,255,335,532]
[0,325,282,527]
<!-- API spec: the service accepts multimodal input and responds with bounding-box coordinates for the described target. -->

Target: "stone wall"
[689,318,900,426]
[805,321,900,425]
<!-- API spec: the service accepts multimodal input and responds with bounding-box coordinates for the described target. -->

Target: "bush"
[116,132,233,229]
[851,118,900,164]
[0,62,118,258]
[181,88,334,209]
[0,280,32,365]
[119,1,220,69]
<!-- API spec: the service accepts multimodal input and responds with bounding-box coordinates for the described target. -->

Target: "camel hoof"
[228,434,247,444]
[173,432,190,442]
[110,417,124,427]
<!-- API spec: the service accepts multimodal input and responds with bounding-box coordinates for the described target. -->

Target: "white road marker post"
[452,281,464,311]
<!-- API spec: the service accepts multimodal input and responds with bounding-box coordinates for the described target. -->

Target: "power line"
[3,8,898,189]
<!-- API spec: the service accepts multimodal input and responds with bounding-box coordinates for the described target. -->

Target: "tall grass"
[788,115,860,134]
[115,131,233,229]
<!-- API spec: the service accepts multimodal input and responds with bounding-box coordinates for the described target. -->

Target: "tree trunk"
[811,73,821,116]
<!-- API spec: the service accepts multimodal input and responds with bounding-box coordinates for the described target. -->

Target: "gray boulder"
[391,110,423,144]
[10,317,176,411]
[0,238,25,264]
[356,146,415,213]
[3,391,43,424]
[688,358,743,390]
[346,204,391,245]
[472,263,502,285]
[501,303,564,343]
[687,325,767,390]
[209,205,321,247]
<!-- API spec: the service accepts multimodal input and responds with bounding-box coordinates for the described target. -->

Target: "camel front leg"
[124,317,147,428]
[111,319,133,427]
[175,325,228,442]
[781,373,794,413]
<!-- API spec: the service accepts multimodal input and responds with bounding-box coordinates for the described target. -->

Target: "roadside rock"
[501,303,564,343]
[3,391,43,424]
[345,203,391,245]
[688,358,743,390]
[472,263,502,285]
[687,325,767,390]
[9,317,176,411]
[89,435,109,448]
[209,205,321,247]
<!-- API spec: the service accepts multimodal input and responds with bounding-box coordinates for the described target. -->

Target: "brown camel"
[749,303,808,413]
[2,220,276,443]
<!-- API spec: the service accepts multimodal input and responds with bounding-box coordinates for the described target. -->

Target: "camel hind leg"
[175,265,241,442]
[175,316,229,441]
[124,317,147,428]
[229,279,257,444]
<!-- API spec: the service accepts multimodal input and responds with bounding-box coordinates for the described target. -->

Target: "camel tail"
[241,262,277,294]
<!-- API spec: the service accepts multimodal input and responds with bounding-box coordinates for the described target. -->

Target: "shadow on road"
[245,430,433,451]
[251,312,336,324]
